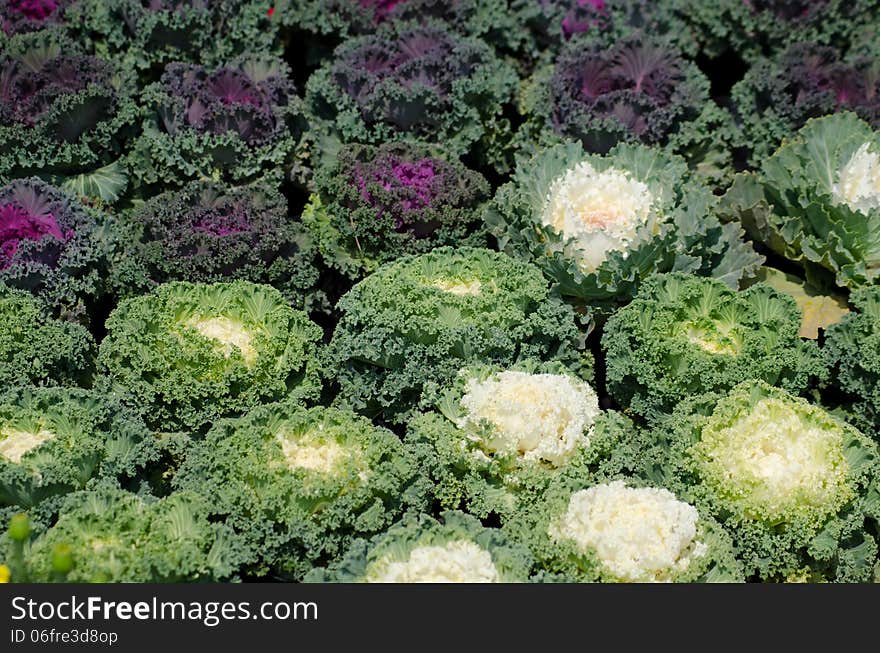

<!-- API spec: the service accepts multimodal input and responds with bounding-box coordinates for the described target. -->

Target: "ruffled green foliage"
[0,284,94,388]
[302,142,490,278]
[0,32,139,184]
[681,0,879,62]
[66,1,279,75]
[732,44,880,166]
[603,273,825,419]
[97,280,323,432]
[0,178,115,320]
[486,141,762,312]
[280,0,522,51]
[512,0,703,60]
[22,488,246,582]
[824,287,880,439]
[109,179,321,310]
[503,475,744,583]
[306,511,533,582]
[721,113,880,290]
[407,359,641,520]
[326,247,585,423]
[304,21,517,171]
[518,35,735,185]
[651,381,880,581]
[131,56,306,191]
[0,387,157,510]
[173,403,427,580]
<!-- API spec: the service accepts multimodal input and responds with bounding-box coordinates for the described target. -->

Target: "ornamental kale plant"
[602,273,825,419]
[304,22,517,170]
[682,0,879,62]
[824,287,880,440]
[1,0,73,36]
[0,387,158,510]
[326,247,585,423]
[282,0,519,50]
[302,142,490,277]
[112,179,321,310]
[733,43,880,165]
[174,403,427,580]
[503,476,744,582]
[0,34,138,187]
[4,0,880,587]
[407,359,641,520]
[486,141,761,312]
[133,56,304,189]
[512,0,701,59]
[67,1,278,73]
[97,281,323,432]
[519,34,734,184]
[0,284,94,388]
[20,488,246,582]
[651,381,880,581]
[721,113,880,290]
[0,178,111,319]
[307,511,533,583]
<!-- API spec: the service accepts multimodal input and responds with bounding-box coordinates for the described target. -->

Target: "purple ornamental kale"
[0,195,67,268]
[732,43,880,164]
[774,44,880,126]
[555,0,609,40]
[331,25,482,130]
[1,0,70,35]
[0,179,85,274]
[141,186,267,265]
[358,0,407,21]
[158,62,295,145]
[550,37,691,144]
[314,142,490,263]
[352,149,448,236]
[122,181,319,306]
[0,51,115,132]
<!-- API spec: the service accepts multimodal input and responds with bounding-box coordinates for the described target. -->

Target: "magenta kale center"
[0,202,65,267]
[7,0,59,20]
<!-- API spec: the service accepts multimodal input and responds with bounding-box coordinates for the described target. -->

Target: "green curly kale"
[66,1,279,74]
[824,287,880,440]
[0,386,157,510]
[97,280,323,432]
[306,511,533,583]
[173,403,428,580]
[22,488,246,582]
[280,0,521,52]
[407,359,641,520]
[326,247,585,423]
[0,284,94,388]
[649,381,880,581]
[602,273,826,419]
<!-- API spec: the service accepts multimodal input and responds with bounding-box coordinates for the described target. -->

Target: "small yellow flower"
[0,564,11,583]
